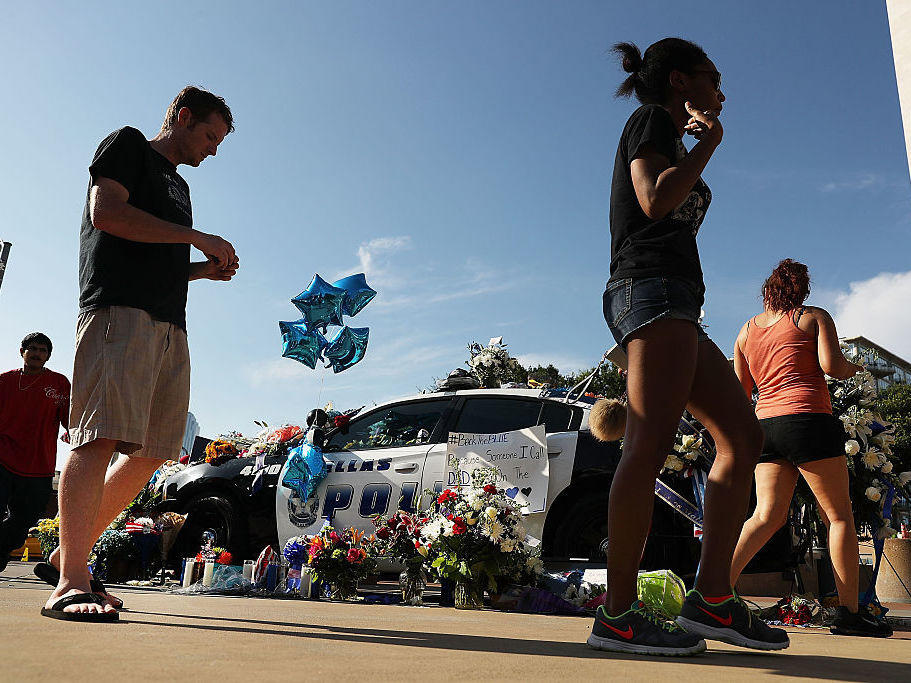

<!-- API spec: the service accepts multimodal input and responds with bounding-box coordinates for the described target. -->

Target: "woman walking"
[730,259,892,637]
[588,37,788,656]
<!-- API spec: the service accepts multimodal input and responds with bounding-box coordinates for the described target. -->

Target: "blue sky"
[1,2,909,468]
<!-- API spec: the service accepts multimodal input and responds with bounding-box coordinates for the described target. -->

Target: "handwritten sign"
[446,425,548,513]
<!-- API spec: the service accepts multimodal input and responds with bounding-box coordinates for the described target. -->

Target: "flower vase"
[329,579,359,601]
[399,565,427,606]
[453,579,484,610]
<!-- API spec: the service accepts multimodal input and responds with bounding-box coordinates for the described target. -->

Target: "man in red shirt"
[0,333,70,572]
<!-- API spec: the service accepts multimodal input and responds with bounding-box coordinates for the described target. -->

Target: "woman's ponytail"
[761,259,811,312]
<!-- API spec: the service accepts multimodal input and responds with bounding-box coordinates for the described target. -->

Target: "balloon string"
[317,366,325,407]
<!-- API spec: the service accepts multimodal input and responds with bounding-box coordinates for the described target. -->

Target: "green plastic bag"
[637,569,686,618]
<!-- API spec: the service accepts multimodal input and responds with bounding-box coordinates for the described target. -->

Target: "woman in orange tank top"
[729,259,889,637]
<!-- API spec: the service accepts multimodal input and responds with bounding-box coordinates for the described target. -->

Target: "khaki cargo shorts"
[69,306,190,460]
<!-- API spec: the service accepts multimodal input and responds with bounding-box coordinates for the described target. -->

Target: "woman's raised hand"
[683,101,723,146]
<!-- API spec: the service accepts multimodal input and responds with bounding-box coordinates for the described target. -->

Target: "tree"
[876,382,911,467]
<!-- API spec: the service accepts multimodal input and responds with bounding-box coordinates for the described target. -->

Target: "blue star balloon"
[291,274,346,333]
[279,320,327,369]
[282,443,327,502]
[323,326,369,373]
[332,273,377,317]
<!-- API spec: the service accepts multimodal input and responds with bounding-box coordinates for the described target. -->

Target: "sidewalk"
[3,561,910,682]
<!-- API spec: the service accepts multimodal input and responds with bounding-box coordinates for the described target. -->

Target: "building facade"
[841,336,911,391]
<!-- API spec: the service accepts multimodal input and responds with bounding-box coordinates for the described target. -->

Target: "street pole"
[0,241,11,294]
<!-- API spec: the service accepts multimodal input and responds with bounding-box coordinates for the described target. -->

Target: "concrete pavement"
[2,562,910,682]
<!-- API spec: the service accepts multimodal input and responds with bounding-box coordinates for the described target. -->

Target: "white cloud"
[820,173,883,193]
[334,235,413,289]
[830,270,911,359]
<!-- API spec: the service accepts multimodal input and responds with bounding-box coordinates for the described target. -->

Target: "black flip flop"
[34,562,125,609]
[40,593,119,622]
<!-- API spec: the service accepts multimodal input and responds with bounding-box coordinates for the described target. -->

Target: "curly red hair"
[761,259,810,312]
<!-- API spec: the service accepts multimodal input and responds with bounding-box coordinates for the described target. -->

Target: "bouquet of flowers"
[305,526,378,600]
[830,368,911,536]
[373,510,428,570]
[662,432,706,474]
[204,438,241,465]
[466,337,524,388]
[33,517,60,558]
[90,528,138,581]
[421,463,543,607]
[242,423,303,459]
[196,545,233,565]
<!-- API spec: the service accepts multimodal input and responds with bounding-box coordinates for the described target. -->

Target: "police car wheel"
[176,494,247,560]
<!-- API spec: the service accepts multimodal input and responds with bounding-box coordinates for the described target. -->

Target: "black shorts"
[758,413,845,466]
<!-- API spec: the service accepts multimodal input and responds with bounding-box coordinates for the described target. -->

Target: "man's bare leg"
[48,454,165,607]
[45,439,118,616]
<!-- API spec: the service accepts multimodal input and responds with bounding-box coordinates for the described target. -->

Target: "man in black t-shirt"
[42,87,238,622]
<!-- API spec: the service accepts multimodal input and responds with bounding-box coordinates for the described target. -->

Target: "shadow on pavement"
[128,610,911,681]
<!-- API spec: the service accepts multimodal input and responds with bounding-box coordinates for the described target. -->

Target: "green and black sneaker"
[588,600,707,656]
[676,590,790,651]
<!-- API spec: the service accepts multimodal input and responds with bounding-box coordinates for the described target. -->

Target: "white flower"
[881,461,894,474]
[663,454,685,472]
[441,519,455,537]
[862,450,883,470]
[485,506,498,520]
[844,440,860,456]
[899,471,911,486]
[421,520,443,541]
[865,486,882,502]
[484,520,504,542]
[681,435,702,451]
[500,538,517,552]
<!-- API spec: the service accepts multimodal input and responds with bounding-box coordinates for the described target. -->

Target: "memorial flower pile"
[421,464,543,593]
[830,368,911,536]
[466,338,524,388]
[241,423,303,458]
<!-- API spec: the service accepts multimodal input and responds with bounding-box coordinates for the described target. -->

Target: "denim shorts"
[602,276,709,348]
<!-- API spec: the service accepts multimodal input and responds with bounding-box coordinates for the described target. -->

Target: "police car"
[159,389,702,574]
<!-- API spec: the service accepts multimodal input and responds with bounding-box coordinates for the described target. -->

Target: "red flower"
[375,526,392,540]
[216,551,233,565]
[329,531,341,543]
[347,548,365,564]
[452,517,467,535]
[437,489,457,505]
[483,484,497,495]
[333,414,351,430]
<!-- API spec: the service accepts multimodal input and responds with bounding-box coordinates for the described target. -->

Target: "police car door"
[276,398,453,548]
